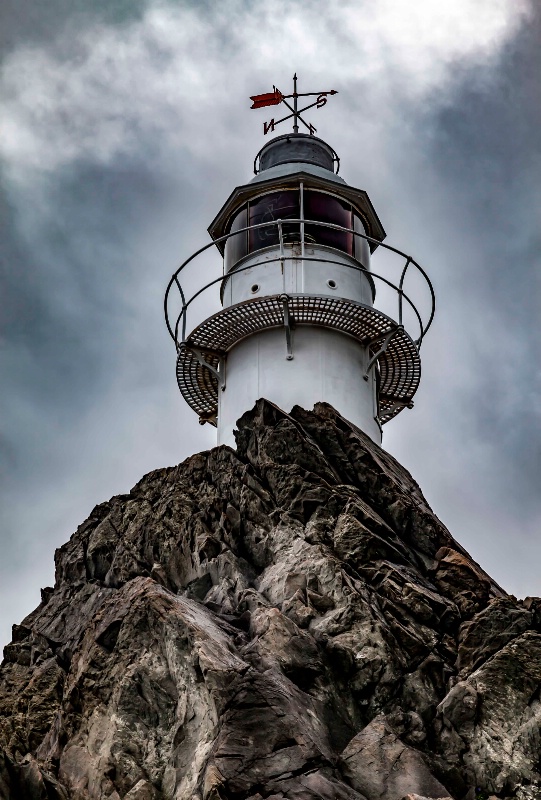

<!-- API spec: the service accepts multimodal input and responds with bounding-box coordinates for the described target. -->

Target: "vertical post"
[398,256,412,328]
[293,73,299,134]
[278,219,285,293]
[300,182,305,260]
[181,307,187,343]
[175,276,188,343]
[280,294,294,360]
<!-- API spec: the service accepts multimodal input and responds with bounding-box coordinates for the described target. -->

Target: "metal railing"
[253,143,341,175]
[164,219,435,351]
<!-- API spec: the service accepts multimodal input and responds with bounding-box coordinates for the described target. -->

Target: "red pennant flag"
[250,89,283,109]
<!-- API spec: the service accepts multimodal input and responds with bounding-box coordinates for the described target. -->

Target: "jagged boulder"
[0,400,538,799]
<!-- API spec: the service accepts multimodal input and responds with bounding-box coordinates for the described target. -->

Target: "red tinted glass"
[225,206,248,270]
[304,191,353,255]
[353,213,369,266]
[248,191,300,252]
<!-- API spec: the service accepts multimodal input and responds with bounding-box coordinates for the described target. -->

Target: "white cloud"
[0,0,532,176]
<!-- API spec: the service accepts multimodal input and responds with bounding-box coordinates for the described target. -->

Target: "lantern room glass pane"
[248,190,300,252]
[353,213,370,267]
[225,206,248,271]
[304,191,353,255]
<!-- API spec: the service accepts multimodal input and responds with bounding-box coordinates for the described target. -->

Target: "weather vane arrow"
[250,74,338,136]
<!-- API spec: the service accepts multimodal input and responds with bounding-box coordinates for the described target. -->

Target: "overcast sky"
[1,0,540,650]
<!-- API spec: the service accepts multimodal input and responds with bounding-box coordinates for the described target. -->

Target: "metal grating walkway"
[176,294,420,427]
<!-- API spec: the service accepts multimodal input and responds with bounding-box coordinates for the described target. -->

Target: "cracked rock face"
[1,400,539,800]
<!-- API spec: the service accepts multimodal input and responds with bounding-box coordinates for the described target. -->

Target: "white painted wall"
[222,244,373,308]
[217,325,380,447]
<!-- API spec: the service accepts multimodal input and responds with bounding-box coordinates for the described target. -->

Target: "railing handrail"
[253,142,341,175]
[164,218,435,350]
[172,257,424,350]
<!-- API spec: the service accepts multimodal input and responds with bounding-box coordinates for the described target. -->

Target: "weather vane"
[250,74,338,136]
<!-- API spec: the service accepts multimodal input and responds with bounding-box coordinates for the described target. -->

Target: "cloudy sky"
[1,0,540,650]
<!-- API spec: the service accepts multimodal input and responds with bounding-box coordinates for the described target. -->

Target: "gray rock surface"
[1,400,539,799]
[340,715,449,799]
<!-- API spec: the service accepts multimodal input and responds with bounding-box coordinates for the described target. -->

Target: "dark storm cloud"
[1,160,164,436]
[419,16,541,516]
[376,16,541,589]
[0,0,149,54]
[1,0,538,648]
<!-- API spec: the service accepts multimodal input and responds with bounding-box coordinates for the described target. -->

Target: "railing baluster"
[398,256,411,330]
[300,183,305,260]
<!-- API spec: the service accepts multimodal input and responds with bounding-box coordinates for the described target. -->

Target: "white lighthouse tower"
[164,78,434,447]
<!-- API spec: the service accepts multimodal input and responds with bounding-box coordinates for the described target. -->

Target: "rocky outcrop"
[0,400,539,799]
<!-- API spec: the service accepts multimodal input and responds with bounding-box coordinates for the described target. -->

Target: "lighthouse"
[164,77,434,447]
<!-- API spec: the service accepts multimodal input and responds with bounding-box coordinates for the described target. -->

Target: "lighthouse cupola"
[164,77,435,447]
